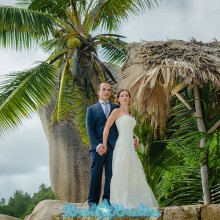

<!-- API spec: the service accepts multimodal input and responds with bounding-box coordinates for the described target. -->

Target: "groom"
[86,82,119,208]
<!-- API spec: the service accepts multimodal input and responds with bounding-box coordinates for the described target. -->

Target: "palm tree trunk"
[193,84,211,204]
[40,100,90,203]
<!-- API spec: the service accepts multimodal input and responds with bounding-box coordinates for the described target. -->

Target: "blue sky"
[0,0,220,201]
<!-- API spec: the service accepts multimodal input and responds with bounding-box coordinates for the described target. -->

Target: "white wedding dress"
[110,115,158,209]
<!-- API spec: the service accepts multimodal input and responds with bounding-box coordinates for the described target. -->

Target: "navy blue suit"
[86,102,119,206]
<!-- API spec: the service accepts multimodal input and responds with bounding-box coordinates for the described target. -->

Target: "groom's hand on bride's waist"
[134,137,140,151]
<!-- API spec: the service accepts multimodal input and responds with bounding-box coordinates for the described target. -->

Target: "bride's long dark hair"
[117,89,131,98]
[117,89,131,104]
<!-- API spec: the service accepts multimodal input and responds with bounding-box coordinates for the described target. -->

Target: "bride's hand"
[98,144,107,156]
[102,145,107,154]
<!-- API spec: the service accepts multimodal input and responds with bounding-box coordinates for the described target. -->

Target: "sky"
[0,0,220,201]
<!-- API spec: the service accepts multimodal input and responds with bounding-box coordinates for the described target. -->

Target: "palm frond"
[51,67,90,145]
[0,63,57,137]
[134,120,179,204]
[28,0,69,19]
[46,49,70,64]
[40,38,67,54]
[157,168,203,207]
[69,0,82,28]
[16,0,32,8]
[93,34,127,66]
[211,184,220,204]
[70,84,90,146]
[140,143,178,191]
[157,99,220,206]
[0,6,54,50]
[93,54,116,83]
[54,61,71,121]
[91,0,157,31]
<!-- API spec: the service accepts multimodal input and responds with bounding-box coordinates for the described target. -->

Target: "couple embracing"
[86,82,158,210]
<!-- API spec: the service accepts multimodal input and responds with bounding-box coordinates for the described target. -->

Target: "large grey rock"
[23,201,220,220]
[163,205,202,220]
[201,204,220,220]
[25,200,162,220]
[0,215,19,220]
[24,199,86,220]
[40,101,90,203]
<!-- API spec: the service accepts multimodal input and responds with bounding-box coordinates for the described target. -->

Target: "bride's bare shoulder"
[112,109,126,120]
[111,108,120,118]
[111,108,120,114]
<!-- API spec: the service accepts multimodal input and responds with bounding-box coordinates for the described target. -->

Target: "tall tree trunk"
[193,84,211,204]
[40,100,90,202]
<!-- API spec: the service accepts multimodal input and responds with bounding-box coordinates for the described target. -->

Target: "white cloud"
[0,114,49,200]
[0,49,48,75]
[0,166,50,202]
[0,0,50,200]
[0,116,49,176]
[0,37,49,200]
[0,0,15,6]
[119,0,220,42]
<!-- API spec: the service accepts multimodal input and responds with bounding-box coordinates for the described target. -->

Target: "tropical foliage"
[4,0,220,208]
[135,83,220,206]
[0,0,157,141]
[0,183,55,219]
[120,39,220,204]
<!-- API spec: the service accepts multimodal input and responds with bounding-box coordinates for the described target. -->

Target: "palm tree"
[0,0,157,202]
[120,39,220,204]
[154,95,220,206]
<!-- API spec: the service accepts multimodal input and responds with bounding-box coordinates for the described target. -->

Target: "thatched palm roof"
[119,39,220,132]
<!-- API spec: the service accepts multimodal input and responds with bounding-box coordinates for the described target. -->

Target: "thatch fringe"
[119,39,220,133]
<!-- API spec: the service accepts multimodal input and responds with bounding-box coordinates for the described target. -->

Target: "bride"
[102,89,158,209]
